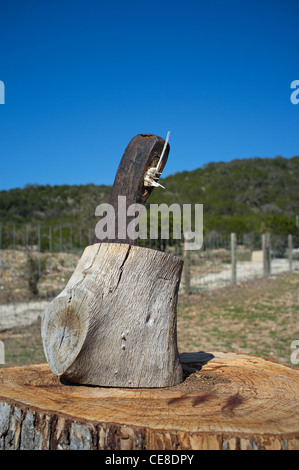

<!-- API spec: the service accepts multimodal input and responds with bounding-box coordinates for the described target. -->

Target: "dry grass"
[177,271,299,366]
[0,271,298,369]
[0,321,45,367]
[0,249,79,304]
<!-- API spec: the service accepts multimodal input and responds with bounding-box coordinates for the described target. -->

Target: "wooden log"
[41,242,184,388]
[0,352,298,450]
[288,234,293,272]
[262,233,271,277]
[231,232,237,285]
[40,133,179,388]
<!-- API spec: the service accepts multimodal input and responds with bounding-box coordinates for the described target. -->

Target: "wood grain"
[41,243,183,387]
[0,352,298,450]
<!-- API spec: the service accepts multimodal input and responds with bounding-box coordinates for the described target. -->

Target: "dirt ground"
[0,271,298,369]
[177,271,299,366]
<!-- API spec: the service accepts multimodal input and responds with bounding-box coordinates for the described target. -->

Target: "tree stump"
[0,352,298,450]
[41,243,183,388]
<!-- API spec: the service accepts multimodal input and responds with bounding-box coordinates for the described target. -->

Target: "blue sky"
[0,0,298,190]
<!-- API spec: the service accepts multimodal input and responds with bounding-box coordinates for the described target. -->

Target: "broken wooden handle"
[93,133,170,245]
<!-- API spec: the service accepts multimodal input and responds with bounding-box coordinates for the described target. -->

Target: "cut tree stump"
[1,351,299,450]
[41,243,183,388]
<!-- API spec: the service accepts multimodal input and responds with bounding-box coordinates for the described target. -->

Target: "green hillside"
[149,155,299,235]
[1,155,299,236]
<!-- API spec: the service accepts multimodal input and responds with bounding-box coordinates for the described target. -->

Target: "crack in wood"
[114,245,131,292]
